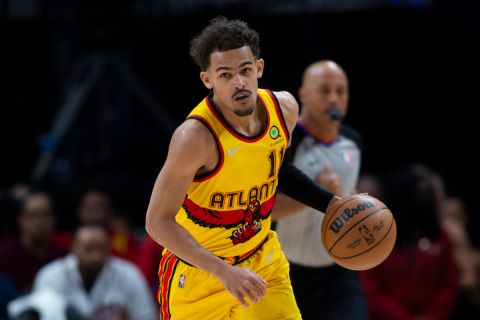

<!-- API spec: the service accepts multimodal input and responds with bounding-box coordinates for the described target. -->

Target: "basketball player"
[273,61,368,319]
[145,17,340,319]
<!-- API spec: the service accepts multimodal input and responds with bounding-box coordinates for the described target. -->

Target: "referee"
[273,60,368,320]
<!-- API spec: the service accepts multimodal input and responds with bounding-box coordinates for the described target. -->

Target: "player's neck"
[299,115,339,143]
[213,97,266,137]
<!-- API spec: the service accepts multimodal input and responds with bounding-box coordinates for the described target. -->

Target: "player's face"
[200,46,264,117]
[300,67,349,125]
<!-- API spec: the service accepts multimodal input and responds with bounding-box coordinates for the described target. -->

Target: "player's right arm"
[272,163,343,221]
[145,119,266,306]
[272,91,341,215]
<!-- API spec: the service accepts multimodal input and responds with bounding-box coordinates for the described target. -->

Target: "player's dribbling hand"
[328,195,342,207]
[216,265,267,307]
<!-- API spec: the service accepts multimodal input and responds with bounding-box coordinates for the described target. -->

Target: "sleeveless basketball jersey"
[175,89,289,257]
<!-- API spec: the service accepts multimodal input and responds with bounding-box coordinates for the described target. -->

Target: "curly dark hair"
[190,16,260,71]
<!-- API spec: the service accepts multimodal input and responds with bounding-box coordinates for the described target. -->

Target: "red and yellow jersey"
[176,89,289,257]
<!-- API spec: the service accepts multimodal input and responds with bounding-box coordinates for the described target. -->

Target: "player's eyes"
[220,73,231,79]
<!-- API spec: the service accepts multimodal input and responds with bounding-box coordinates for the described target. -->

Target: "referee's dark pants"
[289,262,368,320]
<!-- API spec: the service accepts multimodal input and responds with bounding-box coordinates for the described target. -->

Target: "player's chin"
[233,107,255,117]
[232,99,255,115]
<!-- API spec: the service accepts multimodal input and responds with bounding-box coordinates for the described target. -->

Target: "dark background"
[1,0,479,230]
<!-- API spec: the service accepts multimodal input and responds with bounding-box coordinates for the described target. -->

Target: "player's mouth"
[233,90,252,103]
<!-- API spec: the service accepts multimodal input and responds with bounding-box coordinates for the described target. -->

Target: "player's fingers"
[241,286,259,304]
[247,275,266,298]
[245,279,264,301]
[252,273,267,287]
[255,279,267,297]
[252,284,265,300]
[232,290,249,307]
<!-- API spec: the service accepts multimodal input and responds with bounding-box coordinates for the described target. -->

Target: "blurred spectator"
[136,234,163,292]
[360,164,459,320]
[1,183,30,240]
[0,192,67,294]
[77,189,113,227]
[357,172,384,200]
[8,288,86,320]
[77,189,141,262]
[442,197,480,319]
[30,225,157,320]
[1,272,18,320]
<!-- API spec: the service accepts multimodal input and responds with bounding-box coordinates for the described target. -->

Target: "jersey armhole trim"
[187,115,224,182]
[265,89,290,144]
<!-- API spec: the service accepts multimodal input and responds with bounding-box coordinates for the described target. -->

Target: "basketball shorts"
[157,230,301,320]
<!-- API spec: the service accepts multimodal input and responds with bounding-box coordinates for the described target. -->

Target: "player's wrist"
[205,256,231,279]
[325,195,341,216]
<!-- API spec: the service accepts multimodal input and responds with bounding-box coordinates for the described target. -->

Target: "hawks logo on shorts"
[182,196,275,245]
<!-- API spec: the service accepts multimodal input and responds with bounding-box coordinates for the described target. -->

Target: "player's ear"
[200,71,213,90]
[256,58,264,78]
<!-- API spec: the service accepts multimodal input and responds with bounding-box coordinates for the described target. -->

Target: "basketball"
[321,194,396,271]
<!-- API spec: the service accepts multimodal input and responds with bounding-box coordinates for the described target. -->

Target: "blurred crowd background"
[1,0,480,319]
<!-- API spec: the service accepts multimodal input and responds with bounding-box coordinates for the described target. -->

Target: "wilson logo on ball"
[328,201,375,234]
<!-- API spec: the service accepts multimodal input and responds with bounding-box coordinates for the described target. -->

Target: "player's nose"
[233,74,246,89]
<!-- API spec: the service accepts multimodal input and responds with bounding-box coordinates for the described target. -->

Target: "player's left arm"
[273,91,341,214]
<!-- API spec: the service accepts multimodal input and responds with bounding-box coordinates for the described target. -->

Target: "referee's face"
[300,62,349,126]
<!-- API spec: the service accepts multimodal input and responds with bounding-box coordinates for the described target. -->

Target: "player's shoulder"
[171,118,215,150]
[339,124,364,151]
[271,91,298,111]
[270,90,299,132]
[166,119,216,167]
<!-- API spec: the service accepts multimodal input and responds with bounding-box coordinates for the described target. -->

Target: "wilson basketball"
[321,194,396,270]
